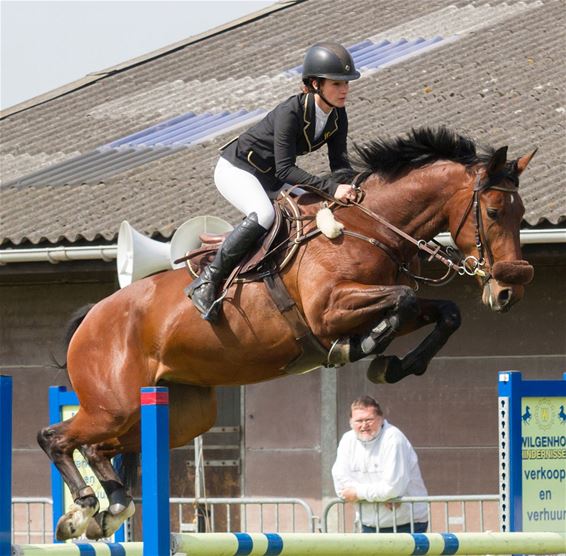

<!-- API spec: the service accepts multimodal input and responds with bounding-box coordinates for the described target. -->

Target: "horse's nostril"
[498,288,512,305]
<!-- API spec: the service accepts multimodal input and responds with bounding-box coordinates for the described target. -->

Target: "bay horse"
[38,127,535,540]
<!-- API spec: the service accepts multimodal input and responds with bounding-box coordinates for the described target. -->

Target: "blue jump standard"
[140,387,170,556]
[0,376,12,556]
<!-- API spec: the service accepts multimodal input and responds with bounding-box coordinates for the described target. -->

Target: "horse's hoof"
[85,500,135,540]
[55,501,99,541]
[412,363,428,376]
[367,356,403,384]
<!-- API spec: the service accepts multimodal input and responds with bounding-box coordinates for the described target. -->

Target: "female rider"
[186,41,361,322]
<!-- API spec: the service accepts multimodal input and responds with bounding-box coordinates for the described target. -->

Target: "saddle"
[176,191,332,375]
[186,195,290,280]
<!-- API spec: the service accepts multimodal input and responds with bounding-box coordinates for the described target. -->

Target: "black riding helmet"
[302,42,361,82]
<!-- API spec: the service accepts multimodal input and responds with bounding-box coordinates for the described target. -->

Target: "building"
[1,0,564,520]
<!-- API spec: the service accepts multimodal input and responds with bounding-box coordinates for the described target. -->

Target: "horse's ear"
[486,146,508,176]
[516,148,538,174]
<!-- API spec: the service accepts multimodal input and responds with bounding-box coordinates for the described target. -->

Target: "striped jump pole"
[11,542,144,555]
[12,532,566,555]
[170,531,566,556]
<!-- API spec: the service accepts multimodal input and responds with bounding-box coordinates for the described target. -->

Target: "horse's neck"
[363,164,464,244]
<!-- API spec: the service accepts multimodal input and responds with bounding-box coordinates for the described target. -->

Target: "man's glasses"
[352,418,376,425]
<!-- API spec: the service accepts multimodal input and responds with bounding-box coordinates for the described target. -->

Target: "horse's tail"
[118,453,141,495]
[49,303,96,370]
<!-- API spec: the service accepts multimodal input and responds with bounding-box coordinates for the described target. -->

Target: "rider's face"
[316,79,350,110]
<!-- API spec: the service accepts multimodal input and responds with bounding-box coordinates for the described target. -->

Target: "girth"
[263,273,329,375]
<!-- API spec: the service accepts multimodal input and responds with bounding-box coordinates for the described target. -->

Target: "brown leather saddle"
[185,194,290,280]
[175,191,331,374]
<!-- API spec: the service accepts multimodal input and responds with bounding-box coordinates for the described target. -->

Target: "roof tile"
[1,0,564,247]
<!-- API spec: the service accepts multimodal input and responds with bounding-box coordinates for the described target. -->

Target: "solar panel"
[7,37,450,187]
[284,37,447,76]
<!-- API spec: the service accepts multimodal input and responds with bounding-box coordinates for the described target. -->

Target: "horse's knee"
[396,287,419,322]
[440,301,461,331]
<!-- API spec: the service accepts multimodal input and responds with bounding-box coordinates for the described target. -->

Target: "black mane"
[331,126,498,183]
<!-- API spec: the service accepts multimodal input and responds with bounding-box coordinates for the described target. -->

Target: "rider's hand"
[334,183,357,203]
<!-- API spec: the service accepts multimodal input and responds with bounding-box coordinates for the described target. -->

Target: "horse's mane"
[331,126,499,183]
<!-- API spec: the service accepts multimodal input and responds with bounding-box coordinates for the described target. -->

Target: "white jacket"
[332,420,428,528]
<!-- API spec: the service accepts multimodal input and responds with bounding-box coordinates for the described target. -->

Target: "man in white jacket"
[332,395,428,533]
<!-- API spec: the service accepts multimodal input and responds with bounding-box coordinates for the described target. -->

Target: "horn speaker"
[117,221,171,288]
[116,216,234,288]
[170,215,233,269]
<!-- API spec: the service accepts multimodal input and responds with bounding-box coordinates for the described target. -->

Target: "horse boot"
[185,212,266,323]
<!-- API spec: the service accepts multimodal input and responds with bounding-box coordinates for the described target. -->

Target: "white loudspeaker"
[170,215,233,269]
[117,221,171,288]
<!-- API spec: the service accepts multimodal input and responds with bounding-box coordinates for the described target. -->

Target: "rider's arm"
[272,106,340,196]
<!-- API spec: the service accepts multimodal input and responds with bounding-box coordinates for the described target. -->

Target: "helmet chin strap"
[315,90,337,109]
[313,85,337,109]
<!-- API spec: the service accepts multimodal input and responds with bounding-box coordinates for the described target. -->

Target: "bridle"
[451,169,520,285]
[336,168,520,287]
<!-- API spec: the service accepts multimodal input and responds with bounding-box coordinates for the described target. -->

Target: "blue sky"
[0,0,275,110]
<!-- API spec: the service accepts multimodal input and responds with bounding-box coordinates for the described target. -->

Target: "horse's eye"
[487,208,499,220]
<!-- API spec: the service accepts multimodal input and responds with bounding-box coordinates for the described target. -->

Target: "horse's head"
[450,147,537,312]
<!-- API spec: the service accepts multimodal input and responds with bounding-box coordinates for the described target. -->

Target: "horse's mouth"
[482,281,522,313]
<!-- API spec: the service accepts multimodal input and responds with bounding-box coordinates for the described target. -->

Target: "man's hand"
[339,487,359,502]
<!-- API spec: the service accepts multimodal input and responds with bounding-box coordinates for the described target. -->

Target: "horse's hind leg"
[37,418,100,540]
[78,443,135,540]
[78,382,217,539]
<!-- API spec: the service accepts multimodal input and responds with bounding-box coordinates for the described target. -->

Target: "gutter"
[0,229,565,265]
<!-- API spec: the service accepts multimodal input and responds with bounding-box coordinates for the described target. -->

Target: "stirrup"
[202,290,229,322]
[184,275,210,298]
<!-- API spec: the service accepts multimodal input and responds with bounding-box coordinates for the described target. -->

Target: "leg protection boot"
[186,212,266,322]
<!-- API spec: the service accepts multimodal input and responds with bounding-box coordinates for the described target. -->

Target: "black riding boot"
[185,212,266,322]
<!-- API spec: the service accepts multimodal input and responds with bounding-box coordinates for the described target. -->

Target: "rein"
[257,180,478,287]
[342,171,520,286]
[346,198,468,284]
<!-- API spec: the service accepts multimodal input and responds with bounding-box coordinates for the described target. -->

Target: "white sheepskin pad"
[316,207,344,239]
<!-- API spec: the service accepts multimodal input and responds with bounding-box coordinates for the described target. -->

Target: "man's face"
[350,407,383,442]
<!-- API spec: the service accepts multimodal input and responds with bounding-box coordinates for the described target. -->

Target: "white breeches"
[214,157,276,229]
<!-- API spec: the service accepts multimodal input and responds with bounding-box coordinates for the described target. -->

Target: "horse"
[38,127,536,540]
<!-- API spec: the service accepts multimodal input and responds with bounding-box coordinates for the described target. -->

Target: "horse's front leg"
[367,297,461,384]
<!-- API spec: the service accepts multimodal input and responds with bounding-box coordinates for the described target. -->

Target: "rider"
[186,41,361,322]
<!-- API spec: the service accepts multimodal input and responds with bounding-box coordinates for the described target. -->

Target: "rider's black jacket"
[220,93,352,195]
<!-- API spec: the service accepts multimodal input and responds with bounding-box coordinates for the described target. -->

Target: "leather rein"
[277,170,519,288]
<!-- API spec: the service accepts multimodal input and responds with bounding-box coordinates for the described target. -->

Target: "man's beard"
[356,430,378,442]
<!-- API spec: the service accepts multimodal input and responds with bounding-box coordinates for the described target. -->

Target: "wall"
[243,245,566,504]
[0,261,241,500]
[2,246,564,506]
